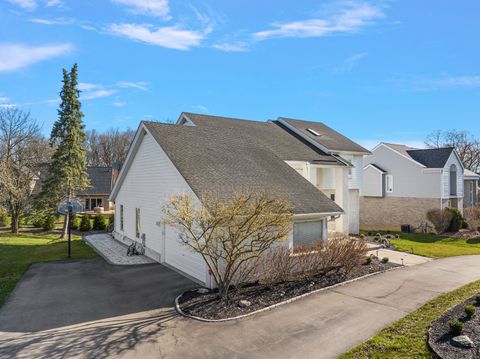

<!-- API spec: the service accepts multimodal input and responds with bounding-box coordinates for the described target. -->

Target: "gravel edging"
[175,265,405,322]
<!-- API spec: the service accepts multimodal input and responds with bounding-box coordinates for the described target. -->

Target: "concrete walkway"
[367,248,432,266]
[84,234,155,265]
[1,255,480,358]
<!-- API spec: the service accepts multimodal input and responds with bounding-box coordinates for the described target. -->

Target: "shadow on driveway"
[0,258,195,332]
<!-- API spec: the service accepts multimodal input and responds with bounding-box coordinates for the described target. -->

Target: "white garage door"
[164,231,207,284]
[293,221,323,246]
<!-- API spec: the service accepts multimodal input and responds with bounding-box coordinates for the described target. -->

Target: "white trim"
[374,143,427,168]
[176,113,196,126]
[363,163,386,174]
[293,212,343,220]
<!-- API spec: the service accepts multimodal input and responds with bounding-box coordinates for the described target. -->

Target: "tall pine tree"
[37,64,90,238]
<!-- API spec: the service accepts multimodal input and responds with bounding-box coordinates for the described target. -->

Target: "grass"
[339,280,480,358]
[390,232,480,258]
[0,228,97,308]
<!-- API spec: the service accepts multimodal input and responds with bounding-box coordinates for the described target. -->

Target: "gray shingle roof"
[143,118,343,215]
[406,147,455,168]
[278,117,370,154]
[78,167,113,196]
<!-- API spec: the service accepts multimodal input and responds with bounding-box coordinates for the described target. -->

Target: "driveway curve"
[1,255,480,358]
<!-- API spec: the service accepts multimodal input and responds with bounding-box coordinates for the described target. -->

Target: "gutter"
[293,211,343,220]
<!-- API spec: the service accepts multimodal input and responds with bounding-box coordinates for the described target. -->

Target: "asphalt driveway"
[0,258,195,332]
[2,255,480,358]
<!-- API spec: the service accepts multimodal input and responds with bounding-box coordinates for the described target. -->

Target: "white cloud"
[46,0,62,6]
[8,0,37,11]
[394,74,480,91]
[109,23,207,50]
[30,18,74,25]
[82,89,117,100]
[212,42,248,52]
[111,0,170,19]
[196,105,209,112]
[253,2,383,40]
[113,100,127,107]
[334,52,367,73]
[117,81,148,91]
[0,43,73,72]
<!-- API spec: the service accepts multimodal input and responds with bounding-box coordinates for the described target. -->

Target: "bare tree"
[86,128,134,167]
[161,192,293,299]
[425,130,480,171]
[0,108,51,232]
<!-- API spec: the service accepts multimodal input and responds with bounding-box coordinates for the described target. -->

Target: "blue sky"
[1,0,479,149]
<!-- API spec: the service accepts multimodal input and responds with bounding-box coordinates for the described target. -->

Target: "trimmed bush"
[80,214,92,232]
[464,305,475,318]
[381,257,389,264]
[70,215,80,230]
[448,320,464,334]
[364,255,373,265]
[447,208,465,232]
[92,214,106,230]
[42,214,56,231]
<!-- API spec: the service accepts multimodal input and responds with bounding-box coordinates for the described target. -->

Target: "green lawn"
[339,280,480,358]
[390,233,480,258]
[0,229,97,307]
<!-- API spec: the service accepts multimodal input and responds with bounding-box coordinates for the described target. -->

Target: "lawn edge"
[175,265,405,322]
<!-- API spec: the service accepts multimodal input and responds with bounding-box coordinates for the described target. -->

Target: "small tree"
[92,213,106,230]
[80,213,92,231]
[162,192,293,299]
[426,208,453,234]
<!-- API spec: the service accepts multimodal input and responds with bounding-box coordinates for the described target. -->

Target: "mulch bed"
[429,296,480,359]
[178,258,399,320]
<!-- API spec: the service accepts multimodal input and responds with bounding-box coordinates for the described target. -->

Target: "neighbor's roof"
[382,143,456,169]
[464,169,480,178]
[143,119,343,215]
[78,167,113,196]
[277,117,370,154]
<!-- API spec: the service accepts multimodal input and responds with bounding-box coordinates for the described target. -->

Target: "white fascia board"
[293,212,344,221]
[176,112,195,126]
[109,122,146,201]
[376,143,426,168]
[333,150,371,156]
[363,163,386,173]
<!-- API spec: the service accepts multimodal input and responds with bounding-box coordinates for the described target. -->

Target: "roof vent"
[306,128,321,136]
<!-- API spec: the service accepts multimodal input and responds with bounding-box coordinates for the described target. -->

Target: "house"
[464,169,480,208]
[77,165,121,212]
[361,143,465,231]
[110,112,368,286]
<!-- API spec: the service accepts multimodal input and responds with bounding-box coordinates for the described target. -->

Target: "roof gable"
[406,147,455,168]
[78,167,113,195]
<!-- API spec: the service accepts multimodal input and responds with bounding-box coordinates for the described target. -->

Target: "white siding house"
[360,143,465,231]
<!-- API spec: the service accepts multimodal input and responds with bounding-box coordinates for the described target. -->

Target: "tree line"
[0,64,134,234]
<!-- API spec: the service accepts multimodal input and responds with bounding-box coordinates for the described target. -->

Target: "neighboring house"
[361,143,465,231]
[464,169,480,208]
[77,165,121,212]
[110,112,368,286]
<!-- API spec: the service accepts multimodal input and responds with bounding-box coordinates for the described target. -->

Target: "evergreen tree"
[36,64,90,238]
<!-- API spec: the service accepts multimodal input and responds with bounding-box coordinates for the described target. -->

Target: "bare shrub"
[464,206,480,231]
[324,235,369,275]
[427,208,453,234]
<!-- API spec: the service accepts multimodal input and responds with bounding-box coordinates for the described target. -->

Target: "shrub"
[381,257,389,264]
[464,206,480,231]
[260,246,296,285]
[384,234,394,239]
[93,214,106,230]
[427,209,453,234]
[447,208,465,232]
[70,215,80,230]
[42,214,56,231]
[80,214,92,231]
[0,207,9,227]
[448,320,464,334]
[475,295,480,305]
[109,215,115,226]
[359,233,365,239]
[465,305,475,318]
[364,255,373,265]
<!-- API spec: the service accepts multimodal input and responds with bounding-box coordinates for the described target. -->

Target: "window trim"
[120,205,124,231]
[385,175,394,193]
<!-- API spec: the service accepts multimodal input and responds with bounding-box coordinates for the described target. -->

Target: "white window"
[385,175,394,193]
[293,221,323,247]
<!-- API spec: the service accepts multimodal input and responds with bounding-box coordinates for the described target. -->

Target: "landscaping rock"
[451,335,474,348]
[238,300,252,308]
[197,288,209,294]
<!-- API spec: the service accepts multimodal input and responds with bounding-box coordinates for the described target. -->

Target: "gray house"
[464,169,480,208]
[361,143,465,231]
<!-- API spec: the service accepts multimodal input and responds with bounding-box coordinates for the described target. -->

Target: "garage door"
[164,230,207,285]
[293,221,323,246]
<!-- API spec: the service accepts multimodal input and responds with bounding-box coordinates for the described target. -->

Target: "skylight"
[306,128,321,136]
